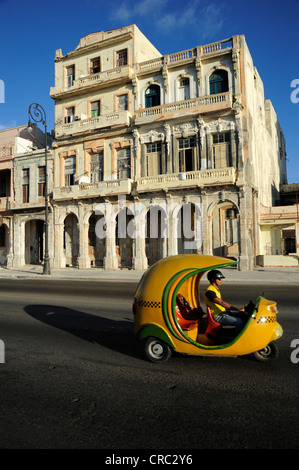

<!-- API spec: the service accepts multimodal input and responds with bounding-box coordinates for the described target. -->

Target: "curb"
[0,267,298,285]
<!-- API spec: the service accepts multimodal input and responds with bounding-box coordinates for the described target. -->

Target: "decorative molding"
[140,129,165,144]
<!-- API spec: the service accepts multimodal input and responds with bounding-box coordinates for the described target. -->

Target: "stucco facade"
[47,25,287,271]
[0,125,51,267]
[258,184,299,266]
[9,146,54,268]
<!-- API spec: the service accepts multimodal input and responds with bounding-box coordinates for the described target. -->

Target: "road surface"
[0,279,298,449]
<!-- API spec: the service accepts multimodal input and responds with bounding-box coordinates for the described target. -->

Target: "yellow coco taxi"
[133,254,283,363]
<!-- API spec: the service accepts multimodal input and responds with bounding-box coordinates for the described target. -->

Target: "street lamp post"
[28,103,51,275]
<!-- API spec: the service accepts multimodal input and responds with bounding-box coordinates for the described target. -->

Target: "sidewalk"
[0,264,298,284]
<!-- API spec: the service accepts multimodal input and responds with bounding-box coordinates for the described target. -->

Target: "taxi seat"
[205,306,221,340]
[175,295,198,331]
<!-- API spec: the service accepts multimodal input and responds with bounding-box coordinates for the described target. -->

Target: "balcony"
[52,179,133,201]
[78,65,134,89]
[134,38,233,74]
[260,204,299,224]
[0,196,13,211]
[55,110,132,138]
[10,197,46,211]
[135,92,232,125]
[50,65,134,99]
[136,168,236,193]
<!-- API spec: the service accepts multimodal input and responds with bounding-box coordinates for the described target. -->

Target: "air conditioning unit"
[79,176,90,185]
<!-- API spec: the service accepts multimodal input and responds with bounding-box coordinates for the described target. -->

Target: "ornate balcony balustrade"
[52,168,236,202]
[136,168,236,192]
[134,37,233,73]
[52,178,133,200]
[50,65,134,98]
[55,110,131,138]
[135,92,232,124]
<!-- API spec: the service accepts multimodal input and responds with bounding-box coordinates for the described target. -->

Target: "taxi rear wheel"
[252,341,278,362]
[145,337,172,363]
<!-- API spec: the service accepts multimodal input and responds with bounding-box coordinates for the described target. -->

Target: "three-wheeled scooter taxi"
[133,254,283,363]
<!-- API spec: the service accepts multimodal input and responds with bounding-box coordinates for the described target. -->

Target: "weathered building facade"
[9,146,54,268]
[258,184,299,267]
[48,25,287,271]
[1,25,289,271]
[0,125,53,267]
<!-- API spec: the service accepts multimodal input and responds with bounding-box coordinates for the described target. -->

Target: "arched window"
[209,70,228,95]
[145,85,160,108]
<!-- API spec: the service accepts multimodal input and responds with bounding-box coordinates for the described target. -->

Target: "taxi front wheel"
[252,341,279,362]
[145,337,172,363]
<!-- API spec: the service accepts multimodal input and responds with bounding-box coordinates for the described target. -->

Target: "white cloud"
[156,13,177,32]
[0,121,17,131]
[110,0,168,23]
[135,0,166,16]
[109,0,225,42]
[110,2,132,22]
[200,4,224,39]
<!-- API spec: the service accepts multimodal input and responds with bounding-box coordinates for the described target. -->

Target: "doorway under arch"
[25,219,44,265]
[145,205,167,266]
[115,209,134,268]
[88,212,105,267]
[211,202,239,259]
[64,213,79,267]
[177,203,199,254]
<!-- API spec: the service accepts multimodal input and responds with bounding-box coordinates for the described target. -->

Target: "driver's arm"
[206,291,244,312]
[213,296,243,312]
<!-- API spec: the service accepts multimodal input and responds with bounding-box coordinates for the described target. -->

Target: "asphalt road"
[0,279,298,450]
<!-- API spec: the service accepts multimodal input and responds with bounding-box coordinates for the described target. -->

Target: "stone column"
[197,117,206,170]
[201,192,210,255]
[132,127,140,179]
[206,132,213,169]
[193,198,203,254]
[6,217,14,267]
[133,215,148,270]
[164,123,172,174]
[235,111,244,170]
[238,186,254,271]
[168,215,178,256]
[77,222,90,269]
[195,57,202,96]
[53,223,66,268]
[167,198,179,257]
[230,128,237,168]
[11,215,25,267]
[103,205,118,270]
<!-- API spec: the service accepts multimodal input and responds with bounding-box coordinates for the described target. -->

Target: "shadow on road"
[23,304,143,359]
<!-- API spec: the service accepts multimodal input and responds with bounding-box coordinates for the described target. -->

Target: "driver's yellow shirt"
[204,284,226,317]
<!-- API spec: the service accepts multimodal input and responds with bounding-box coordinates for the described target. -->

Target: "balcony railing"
[135,92,232,124]
[55,110,131,137]
[77,65,134,89]
[136,168,236,192]
[51,168,236,201]
[134,38,233,73]
[52,178,133,200]
[50,65,134,98]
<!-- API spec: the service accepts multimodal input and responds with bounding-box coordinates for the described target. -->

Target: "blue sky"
[0,0,298,183]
